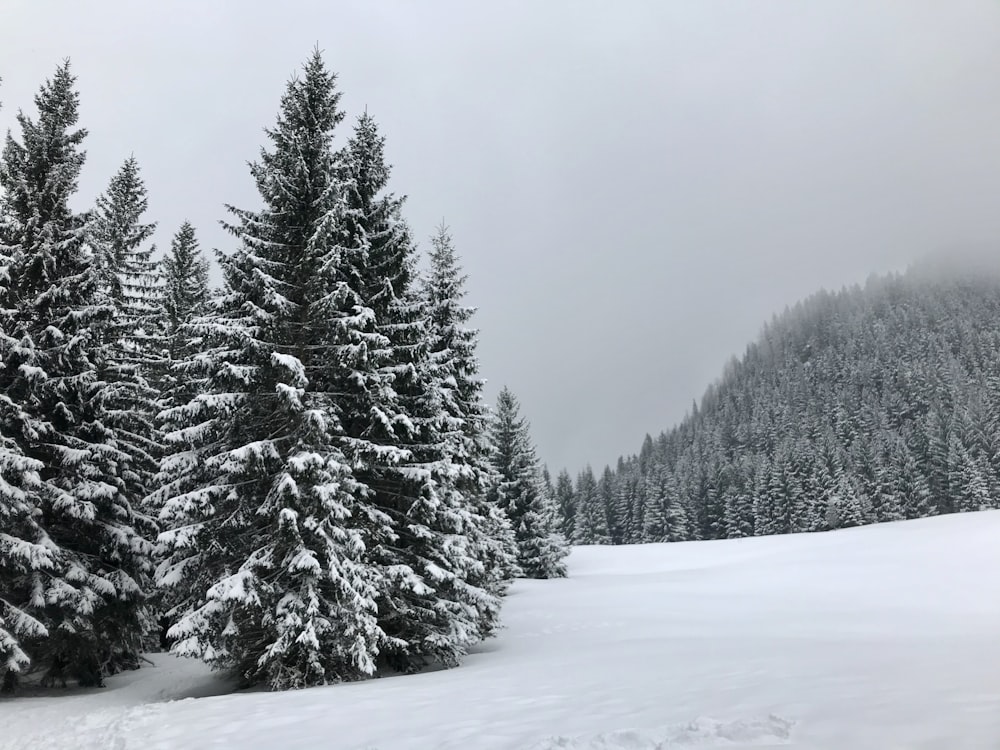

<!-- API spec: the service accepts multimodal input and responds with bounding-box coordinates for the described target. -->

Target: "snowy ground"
[4,512,1000,749]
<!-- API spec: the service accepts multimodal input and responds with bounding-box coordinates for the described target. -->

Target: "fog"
[3,0,1000,472]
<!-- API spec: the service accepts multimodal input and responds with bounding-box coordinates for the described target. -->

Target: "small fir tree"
[489,387,567,577]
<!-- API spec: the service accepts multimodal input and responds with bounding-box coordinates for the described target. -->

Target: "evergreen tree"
[826,472,866,529]
[541,466,559,530]
[924,410,952,514]
[423,223,518,612]
[722,488,753,538]
[0,62,151,687]
[332,117,501,671]
[663,494,691,542]
[160,221,210,364]
[0,436,50,692]
[573,465,610,544]
[553,469,576,541]
[158,221,211,413]
[489,387,568,577]
[89,156,162,511]
[0,88,52,682]
[153,52,388,690]
[640,471,668,542]
[147,220,211,643]
[952,441,992,512]
[90,156,162,345]
[599,466,622,543]
[897,445,934,520]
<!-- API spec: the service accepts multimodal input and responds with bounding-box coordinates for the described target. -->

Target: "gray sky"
[3,1,1000,474]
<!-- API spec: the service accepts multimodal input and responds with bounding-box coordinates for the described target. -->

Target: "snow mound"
[526,716,794,749]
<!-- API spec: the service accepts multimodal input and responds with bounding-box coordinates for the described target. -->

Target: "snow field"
[3,511,1000,749]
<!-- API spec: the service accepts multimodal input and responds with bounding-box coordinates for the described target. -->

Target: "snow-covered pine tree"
[423,223,519,626]
[489,387,568,578]
[662,489,691,543]
[573,465,610,544]
[90,156,162,346]
[896,444,934,520]
[0,86,53,687]
[161,222,210,357]
[0,61,152,687]
[553,469,576,541]
[328,117,497,672]
[541,465,557,529]
[597,466,622,543]
[722,488,753,538]
[159,221,210,406]
[145,221,211,645]
[639,471,668,542]
[0,434,50,692]
[89,156,162,511]
[951,439,992,512]
[825,471,866,529]
[152,52,387,690]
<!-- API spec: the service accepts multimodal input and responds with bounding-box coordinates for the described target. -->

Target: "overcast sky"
[3,1,1000,473]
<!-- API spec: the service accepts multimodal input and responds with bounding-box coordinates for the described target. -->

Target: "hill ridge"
[557,264,1000,545]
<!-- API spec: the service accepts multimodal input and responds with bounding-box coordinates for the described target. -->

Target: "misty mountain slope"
[3,511,1000,749]
[561,264,1000,545]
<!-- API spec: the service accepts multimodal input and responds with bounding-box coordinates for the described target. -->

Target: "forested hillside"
[560,264,1000,544]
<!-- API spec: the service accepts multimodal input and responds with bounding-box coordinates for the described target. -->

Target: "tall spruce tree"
[158,221,210,410]
[0,80,56,692]
[0,434,50,692]
[328,117,500,672]
[161,221,210,362]
[90,156,162,344]
[489,387,568,578]
[573,465,611,544]
[423,223,519,614]
[89,156,162,511]
[153,52,388,689]
[146,220,211,642]
[0,62,151,687]
[553,469,577,541]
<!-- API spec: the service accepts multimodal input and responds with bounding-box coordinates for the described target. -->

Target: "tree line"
[559,266,1000,545]
[0,53,566,693]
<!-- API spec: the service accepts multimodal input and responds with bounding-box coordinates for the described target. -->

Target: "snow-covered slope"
[4,511,1000,749]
